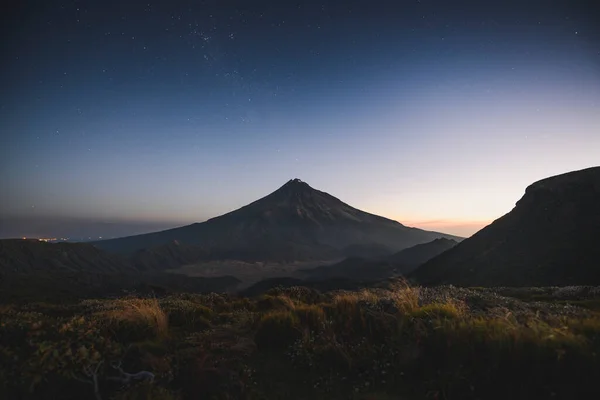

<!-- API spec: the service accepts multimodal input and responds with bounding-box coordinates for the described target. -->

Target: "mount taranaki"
[94,179,461,262]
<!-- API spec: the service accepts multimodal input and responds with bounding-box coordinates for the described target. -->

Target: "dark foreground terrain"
[2,282,599,400]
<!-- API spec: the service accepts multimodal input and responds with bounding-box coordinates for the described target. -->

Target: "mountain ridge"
[411,166,600,286]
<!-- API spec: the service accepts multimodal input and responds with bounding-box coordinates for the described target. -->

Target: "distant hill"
[299,257,399,282]
[93,179,461,263]
[0,239,240,301]
[0,239,134,276]
[341,243,395,258]
[131,241,212,271]
[387,238,458,274]
[287,238,457,285]
[411,167,600,287]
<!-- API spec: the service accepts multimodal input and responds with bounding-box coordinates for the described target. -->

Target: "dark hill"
[94,179,461,262]
[387,238,458,274]
[299,257,399,282]
[0,239,134,276]
[0,239,241,301]
[341,242,395,258]
[411,167,600,287]
[131,241,212,271]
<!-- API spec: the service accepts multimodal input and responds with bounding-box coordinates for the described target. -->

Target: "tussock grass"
[105,298,169,341]
[255,294,296,311]
[568,317,600,340]
[410,301,463,320]
[326,294,368,334]
[293,304,326,331]
[161,299,213,330]
[388,278,420,314]
[254,310,301,349]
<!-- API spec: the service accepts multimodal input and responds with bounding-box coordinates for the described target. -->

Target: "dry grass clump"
[567,317,600,339]
[104,298,168,341]
[388,278,420,314]
[293,304,326,332]
[161,299,213,331]
[410,301,464,320]
[254,310,301,349]
[255,294,297,311]
[326,293,367,333]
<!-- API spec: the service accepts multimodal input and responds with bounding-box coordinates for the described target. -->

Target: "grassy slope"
[1,282,600,400]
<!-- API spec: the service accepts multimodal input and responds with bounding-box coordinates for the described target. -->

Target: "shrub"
[254,311,301,350]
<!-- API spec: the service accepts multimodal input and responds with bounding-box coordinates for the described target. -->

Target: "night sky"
[1,0,599,240]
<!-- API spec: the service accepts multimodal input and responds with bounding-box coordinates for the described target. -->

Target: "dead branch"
[72,361,103,400]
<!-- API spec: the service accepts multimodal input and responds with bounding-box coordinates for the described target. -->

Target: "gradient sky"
[1,0,599,239]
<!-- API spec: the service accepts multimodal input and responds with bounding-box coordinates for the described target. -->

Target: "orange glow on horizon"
[397,218,493,237]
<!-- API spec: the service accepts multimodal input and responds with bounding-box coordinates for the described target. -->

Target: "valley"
[165,259,338,289]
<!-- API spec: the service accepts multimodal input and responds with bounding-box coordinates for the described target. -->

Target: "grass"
[254,310,302,349]
[293,304,326,331]
[410,301,463,319]
[105,298,169,341]
[1,284,600,399]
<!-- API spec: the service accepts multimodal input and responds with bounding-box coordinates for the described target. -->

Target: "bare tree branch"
[72,361,103,400]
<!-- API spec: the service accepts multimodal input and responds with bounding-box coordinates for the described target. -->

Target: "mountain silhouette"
[411,167,600,286]
[94,179,461,262]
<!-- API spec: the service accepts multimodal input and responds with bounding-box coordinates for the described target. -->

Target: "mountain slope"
[94,179,461,262]
[411,167,600,287]
[387,238,458,274]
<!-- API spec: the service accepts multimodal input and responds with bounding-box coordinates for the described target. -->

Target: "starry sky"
[1,0,599,240]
